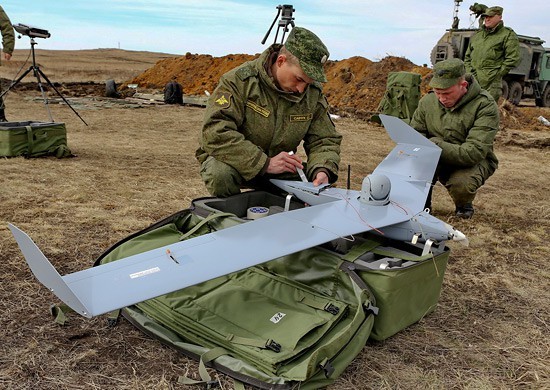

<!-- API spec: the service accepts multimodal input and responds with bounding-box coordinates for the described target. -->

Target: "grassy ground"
[0,49,549,388]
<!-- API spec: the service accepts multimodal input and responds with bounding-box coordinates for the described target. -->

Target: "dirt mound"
[128,53,428,116]
[129,52,258,96]
[496,101,550,147]
[128,51,549,135]
[323,56,430,117]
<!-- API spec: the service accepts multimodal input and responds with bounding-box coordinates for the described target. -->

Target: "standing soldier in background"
[464,6,520,102]
[469,3,487,28]
[0,5,14,121]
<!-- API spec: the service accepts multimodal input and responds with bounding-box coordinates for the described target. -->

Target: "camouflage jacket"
[410,75,499,169]
[464,22,520,88]
[0,6,14,58]
[196,44,341,182]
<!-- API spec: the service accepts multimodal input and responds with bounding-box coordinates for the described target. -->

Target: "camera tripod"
[261,4,295,45]
[1,37,88,126]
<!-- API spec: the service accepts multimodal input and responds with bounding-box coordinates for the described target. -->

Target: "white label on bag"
[270,312,286,324]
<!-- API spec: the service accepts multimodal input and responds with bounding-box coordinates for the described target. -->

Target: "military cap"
[482,6,503,16]
[284,27,329,83]
[429,58,466,89]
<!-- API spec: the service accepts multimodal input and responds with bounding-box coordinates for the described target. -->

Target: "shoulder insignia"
[479,89,495,101]
[236,64,258,81]
[311,81,323,91]
[214,91,232,109]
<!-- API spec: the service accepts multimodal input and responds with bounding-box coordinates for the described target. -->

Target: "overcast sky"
[2,0,548,65]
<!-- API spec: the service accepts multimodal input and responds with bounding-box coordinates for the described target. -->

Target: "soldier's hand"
[4,53,11,61]
[312,171,329,186]
[266,152,303,175]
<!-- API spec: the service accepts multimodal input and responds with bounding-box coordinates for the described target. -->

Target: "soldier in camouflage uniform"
[469,3,488,28]
[196,27,341,197]
[464,6,520,102]
[0,6,14,121]
[410,58,499,219]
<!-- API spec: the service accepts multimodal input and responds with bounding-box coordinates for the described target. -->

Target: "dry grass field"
[0,49,549,389]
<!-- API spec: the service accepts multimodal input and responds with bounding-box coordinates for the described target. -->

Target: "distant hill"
[0,48,180,83]
[0,47,432,116]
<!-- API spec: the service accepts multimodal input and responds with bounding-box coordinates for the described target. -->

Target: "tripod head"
[1,23,88,126]
[261,4,295,45]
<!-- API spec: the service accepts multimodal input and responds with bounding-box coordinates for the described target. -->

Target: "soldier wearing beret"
[0,5,15,121]
[410,58,499,219]
[464,6,520,102]
[196,27,341,197]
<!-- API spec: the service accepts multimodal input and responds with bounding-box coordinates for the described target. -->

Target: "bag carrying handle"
[179,212,236,241]
[25,126,35,156]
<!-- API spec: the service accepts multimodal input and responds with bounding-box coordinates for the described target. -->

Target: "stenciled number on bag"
[270,312,286,324]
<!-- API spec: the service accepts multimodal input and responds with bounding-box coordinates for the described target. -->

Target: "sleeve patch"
[214,91,232,109]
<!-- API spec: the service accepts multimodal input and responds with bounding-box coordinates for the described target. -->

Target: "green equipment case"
[193,192,450,342]
[338,236,450,341]
[95,191,377,389]
[376,71,422,124]
[88,190,449,387]
[0,121,72,158]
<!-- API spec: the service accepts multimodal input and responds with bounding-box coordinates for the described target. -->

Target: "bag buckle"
[206,379,220,389]
[265,339,281,353]
[364,302,379,316]
[319,358,335,378]
[324,303,340,315]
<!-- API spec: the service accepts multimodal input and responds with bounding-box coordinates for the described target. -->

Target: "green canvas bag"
[0,121,72,158]
[191,192,448,341]
[341,235,449,341]
[94,197,377,389]
[376,71,421,124]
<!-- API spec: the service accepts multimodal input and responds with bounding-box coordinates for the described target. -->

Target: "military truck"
[431,2,550,107]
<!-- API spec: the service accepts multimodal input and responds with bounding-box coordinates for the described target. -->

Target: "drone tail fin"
[8,223,92,318]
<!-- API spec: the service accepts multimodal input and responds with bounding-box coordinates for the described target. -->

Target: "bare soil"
[0,49,549,389]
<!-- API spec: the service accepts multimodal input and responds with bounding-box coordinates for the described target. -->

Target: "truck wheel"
[501,80,509,100]
[508,81,522,105]
[535,85,550,107]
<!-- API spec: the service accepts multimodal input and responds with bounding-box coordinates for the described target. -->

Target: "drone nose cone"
[444,223,469,246]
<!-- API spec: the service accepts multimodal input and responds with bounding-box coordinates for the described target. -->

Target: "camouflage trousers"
[434,160,496,208]
[484,77,503,103]
[199,156,300,198]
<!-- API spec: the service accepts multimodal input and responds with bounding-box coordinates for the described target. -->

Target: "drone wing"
[8,115,443,318]
[375,114,441,212]
[272,115,440,213]
[9,193,409,318]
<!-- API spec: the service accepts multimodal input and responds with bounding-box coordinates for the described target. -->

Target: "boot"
[455,204,474,219]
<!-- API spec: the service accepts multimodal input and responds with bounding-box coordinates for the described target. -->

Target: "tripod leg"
[0,66,34,100]
[36,68,88,126]
[32,66,55,122]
